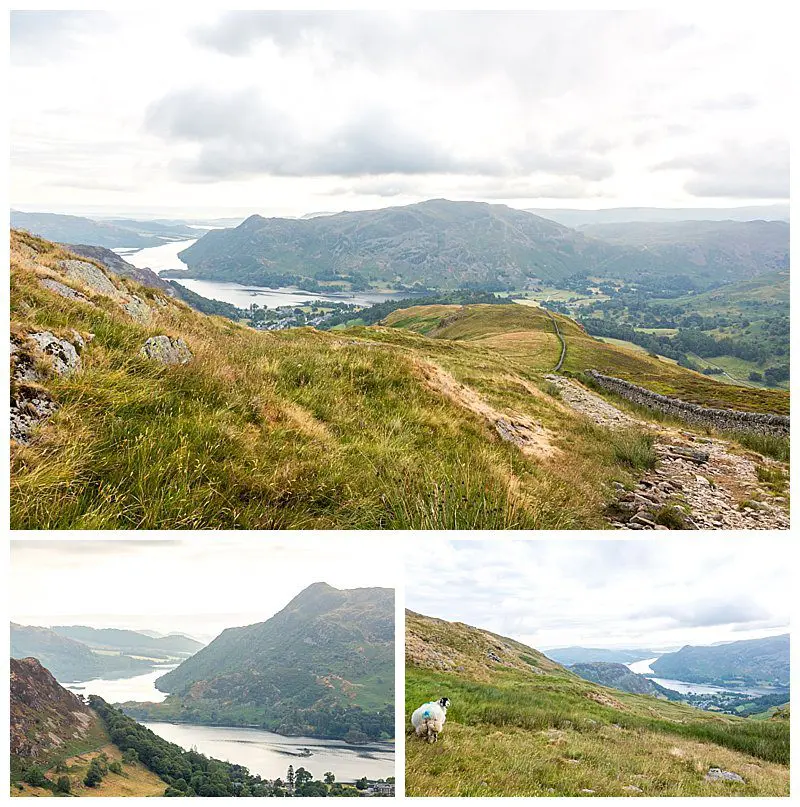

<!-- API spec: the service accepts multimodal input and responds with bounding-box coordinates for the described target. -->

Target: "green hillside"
[10,230,788,529]
[10,657,168,797]
[173,199,667,291]
[125,583,394,741]
[651,635,789,688]
[405,611,790,797]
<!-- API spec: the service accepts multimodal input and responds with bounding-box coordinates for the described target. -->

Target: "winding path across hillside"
[544,374,789,531]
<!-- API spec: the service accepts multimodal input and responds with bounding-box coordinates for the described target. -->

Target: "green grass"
[727,431,790,463]
[607,429,656,471]
[406,612,790,797]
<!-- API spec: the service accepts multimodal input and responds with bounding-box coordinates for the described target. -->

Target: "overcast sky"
[406,538,790,651]
[10,9,790,218]
[11,538,398,642]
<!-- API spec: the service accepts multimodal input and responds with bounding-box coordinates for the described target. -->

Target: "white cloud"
[10,9,790,216]
[406,538,790,651]
[11,538,399,642]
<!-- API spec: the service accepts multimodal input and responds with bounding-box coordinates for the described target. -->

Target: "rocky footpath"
[544,375,789,530]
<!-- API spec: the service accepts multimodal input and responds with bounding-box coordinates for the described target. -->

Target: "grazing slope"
[11,624,154,681]
[405,611,790,797]
[127,583,394,741]
[382,303,789,413]
[10,657,166,797]
[10,230,788,529]
[651,635,790,688]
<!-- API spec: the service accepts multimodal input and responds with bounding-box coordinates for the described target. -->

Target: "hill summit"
[125,583,395,741]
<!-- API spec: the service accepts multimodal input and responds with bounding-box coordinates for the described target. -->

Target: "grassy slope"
[7,234,662,529]
[405,612,790,797]
[10,231,787,528]
[11,743,166,798]
[383,303,788,414]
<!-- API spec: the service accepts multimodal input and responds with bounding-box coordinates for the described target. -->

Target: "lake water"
[62,665,176,703]
[143,722,395,783]
[116,238,412,310]
[627,657,770,696]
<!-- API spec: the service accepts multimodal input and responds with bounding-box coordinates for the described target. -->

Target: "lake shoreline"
[127,712,395,745]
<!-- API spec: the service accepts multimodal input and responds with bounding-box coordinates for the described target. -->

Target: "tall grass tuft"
[608,429,657,471]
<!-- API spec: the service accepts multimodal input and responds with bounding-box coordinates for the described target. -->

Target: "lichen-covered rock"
[59,259,122,299]
[122,295,153,325]
[27,331,82,377]
[10,385,59,444]
[140,335,193,365]
[39,278,93,304]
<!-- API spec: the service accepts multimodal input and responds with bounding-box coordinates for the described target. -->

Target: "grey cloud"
[656,141,788,199]
[11,11,113,65]
[191,10,664,102]
[634,598,771,629]
[146,88,614,182]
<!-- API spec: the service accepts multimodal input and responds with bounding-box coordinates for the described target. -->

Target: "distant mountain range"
[126,582,394,741]
[650,634,789,688]
[172,199,788,292]
[10,623,203,682]
[544,646,658,666]
[525,204,789,226]
[10,210,207,248]
[51,626,202,657]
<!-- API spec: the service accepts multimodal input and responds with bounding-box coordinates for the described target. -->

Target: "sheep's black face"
[438,697,450,709]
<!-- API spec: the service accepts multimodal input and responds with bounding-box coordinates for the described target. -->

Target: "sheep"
[411,697,450,743]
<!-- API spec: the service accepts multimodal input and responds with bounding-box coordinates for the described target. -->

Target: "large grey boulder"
[59,259,122,299]
[10,330,86,443]
[140,335,193,365]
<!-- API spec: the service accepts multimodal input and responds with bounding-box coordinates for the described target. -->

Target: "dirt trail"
[544,374,789,530]
[420,362,558,459]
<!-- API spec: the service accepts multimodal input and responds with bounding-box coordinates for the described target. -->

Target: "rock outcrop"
[10,657,97,761]
[140,335,193,365]
[10,330,87,444]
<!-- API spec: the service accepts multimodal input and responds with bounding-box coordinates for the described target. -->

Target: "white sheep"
[411,697,450,743]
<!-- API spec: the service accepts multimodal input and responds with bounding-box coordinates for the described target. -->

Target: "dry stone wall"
[586,370,789,437]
